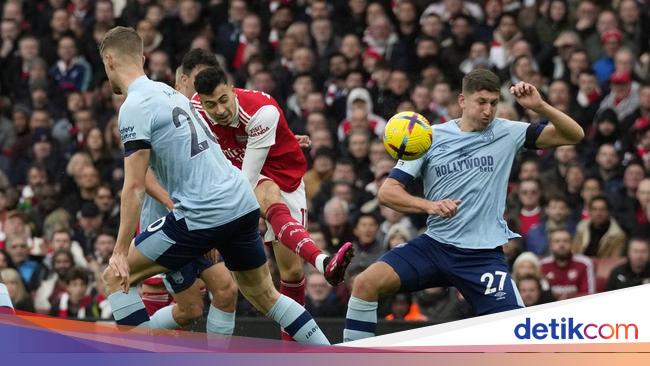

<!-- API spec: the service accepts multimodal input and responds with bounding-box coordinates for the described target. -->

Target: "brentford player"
[192,66,354,340]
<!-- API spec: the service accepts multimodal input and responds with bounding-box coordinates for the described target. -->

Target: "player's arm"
[242,105,279,186]
[510,82,585,148]
[111,148,150,292]
[378,170,460,218]
[145,168,174,210]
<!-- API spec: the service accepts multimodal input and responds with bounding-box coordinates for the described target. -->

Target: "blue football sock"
[266,295,329,345]
[343,296,378,342]
[108,287,151,327]
[148,304,179,329]
[207,304,235,335]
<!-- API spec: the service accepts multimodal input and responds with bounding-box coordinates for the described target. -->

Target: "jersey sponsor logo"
[222,147,245,162]
[433,155,495,177]
[249,125,270,137]
[120,126,137,140]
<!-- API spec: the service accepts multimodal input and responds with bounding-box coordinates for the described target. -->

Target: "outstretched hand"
[510,82,545,111]
[295,135,312,149]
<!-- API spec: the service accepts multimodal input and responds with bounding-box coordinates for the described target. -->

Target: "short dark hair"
[354,212,379,227]
[462,68,500,94]
[65,267,89,285]
[181,48,219,75]
[194,66,228,95]
[52,249,74,266]
[546,194,568,206]
[588,195,610,210]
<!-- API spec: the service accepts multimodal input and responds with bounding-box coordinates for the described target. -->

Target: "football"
[383,111,432,160]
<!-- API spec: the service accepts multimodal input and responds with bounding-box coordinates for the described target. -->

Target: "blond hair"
[0,268,29,303]
[99,26,143,61]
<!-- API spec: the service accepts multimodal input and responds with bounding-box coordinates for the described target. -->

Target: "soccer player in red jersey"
[192,66,354,340]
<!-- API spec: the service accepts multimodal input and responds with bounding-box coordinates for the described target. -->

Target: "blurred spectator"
[34,249,74,313]
[526,195,576,256]
[305,271,346,317]
[0,267,35,312]
[73,202,102,255]
[347,213,382,274]
[44,228,87,270]
[385,293,427,321]
[321,197,354,254]
[50,267,99,319]
[513,179,543,236]
[606,238,650,291]
[515,274,554,307]
[4,233,46,291]
[598,71,640,121]
[609,162,645,233]
[573,196,626,258]
[512,251,550,291]
[541,229,596,300]
[415,287,471,323]
[49,35,92,94]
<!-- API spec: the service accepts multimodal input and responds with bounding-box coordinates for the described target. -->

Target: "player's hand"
[108,252,130,293]
[205,248,220,264]
[295,135,312,149]
[427,199,461,218]
[510,82,545,111]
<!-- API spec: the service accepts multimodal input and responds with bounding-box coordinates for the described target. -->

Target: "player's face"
[459,90,499,129]
[102,52,123,95]
[199,84,237,125]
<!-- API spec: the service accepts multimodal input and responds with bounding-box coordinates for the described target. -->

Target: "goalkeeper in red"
[192,66,354,339]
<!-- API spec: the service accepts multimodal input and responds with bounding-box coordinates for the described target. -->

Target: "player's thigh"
[163,258,205,296]
[214,209,268,272]
[376,234,449,293]
[135,212,211,273]
[263,180,307,243]
[353,261,402,299]
[446,247,524,315]
[254,178,282,215]
[127,240,169,285]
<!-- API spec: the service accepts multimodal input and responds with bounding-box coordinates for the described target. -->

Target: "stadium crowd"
[0,0,649,325]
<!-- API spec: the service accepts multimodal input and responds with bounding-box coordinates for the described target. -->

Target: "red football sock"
[280,277,306,341]
[266,202,322,267]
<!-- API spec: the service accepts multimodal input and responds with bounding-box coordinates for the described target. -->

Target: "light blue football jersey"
[139,194,168,229]
[119,76,259,230]
[392,118,531,249]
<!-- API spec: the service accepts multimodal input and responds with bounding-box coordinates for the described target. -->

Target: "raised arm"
[510,82,585,148]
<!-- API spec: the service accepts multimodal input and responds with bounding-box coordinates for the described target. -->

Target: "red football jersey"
[540,254,596,299]
[191,88,306,192]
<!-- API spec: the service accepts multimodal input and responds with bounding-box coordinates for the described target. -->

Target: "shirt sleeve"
[119,97,153,156]
[388,157,425,187]
[245,105,279,149]
[505,119,547,150]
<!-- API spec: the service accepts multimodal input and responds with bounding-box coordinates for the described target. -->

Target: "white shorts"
[257,175,307,243]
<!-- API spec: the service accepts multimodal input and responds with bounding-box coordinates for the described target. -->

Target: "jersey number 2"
[172,105,214,157]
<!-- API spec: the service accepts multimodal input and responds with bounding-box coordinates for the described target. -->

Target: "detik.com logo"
[514,318,638,340]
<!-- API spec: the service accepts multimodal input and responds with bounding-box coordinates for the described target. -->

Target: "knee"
[213,279,238,303]
[352,272,379,300]
[102,267,121,294]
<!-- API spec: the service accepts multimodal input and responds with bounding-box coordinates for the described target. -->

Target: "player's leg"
[272,240,306,340]
[0,273,15,313]
[147,261,207,330]
[232,264,329,345]
[141,278,173,316]
[216,209,329,345]
[257,179,354,286]
[102,239,169,327]
[443,245,524,315]
[344,235,446,342]
[200,261,238,335]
